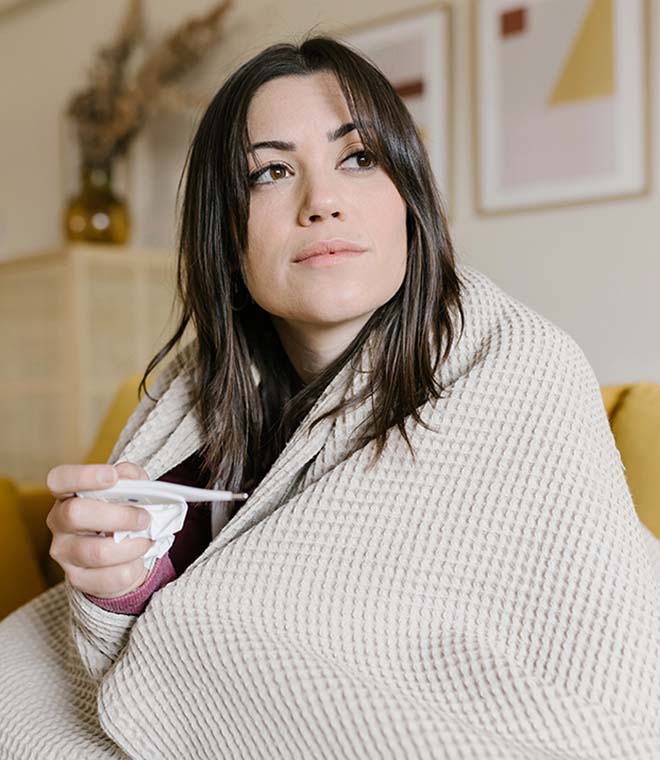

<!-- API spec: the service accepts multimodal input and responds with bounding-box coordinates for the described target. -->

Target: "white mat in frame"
[473,0,651,214]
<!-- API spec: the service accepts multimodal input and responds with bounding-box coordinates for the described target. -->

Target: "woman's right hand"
[46,462,156,599]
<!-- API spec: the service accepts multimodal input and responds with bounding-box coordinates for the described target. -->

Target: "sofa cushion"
[609,382,660,539]
[601,383,632,420]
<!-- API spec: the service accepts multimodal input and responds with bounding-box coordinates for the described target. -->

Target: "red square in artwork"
[500,8,527,37]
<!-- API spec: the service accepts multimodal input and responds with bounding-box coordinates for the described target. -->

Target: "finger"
[49,496,151,535]
[46,464,117,498]
[114,461,149,481]
[63,558,150,598]
[51,533,155,570]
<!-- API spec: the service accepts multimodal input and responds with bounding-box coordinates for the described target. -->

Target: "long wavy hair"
[139,34,465,496]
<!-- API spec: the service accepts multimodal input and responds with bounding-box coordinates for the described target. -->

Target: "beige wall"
[0,0,657,384]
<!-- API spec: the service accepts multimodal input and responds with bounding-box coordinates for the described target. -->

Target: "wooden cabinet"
[0,244,186,484]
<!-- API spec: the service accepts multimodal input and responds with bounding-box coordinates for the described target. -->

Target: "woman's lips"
[294,249,366,267]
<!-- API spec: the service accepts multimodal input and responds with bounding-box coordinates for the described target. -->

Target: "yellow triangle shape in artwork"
[549,0,615,106]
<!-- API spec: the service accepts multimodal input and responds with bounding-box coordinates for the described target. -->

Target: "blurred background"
[0,0,658,482]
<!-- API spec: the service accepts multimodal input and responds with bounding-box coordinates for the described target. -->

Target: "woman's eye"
[248,163,292,186]
[342,149,377,170]
[248,150,377,187]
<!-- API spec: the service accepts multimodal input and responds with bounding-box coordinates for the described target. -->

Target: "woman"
[1,35,659,760]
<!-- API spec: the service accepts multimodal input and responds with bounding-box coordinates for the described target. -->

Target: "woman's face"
[243,72,408,334]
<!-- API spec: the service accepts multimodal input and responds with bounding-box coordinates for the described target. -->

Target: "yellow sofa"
[1,378,659,621]
[0,372,150,620]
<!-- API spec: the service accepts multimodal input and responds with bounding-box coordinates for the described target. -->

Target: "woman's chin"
[277,305,376,331]
[310,298,381,324]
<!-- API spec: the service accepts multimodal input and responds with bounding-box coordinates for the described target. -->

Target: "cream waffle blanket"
[1,265,659,759]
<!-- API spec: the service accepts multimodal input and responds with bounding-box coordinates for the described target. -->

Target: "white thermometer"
[76,479,248,570]
[77,478,248,505]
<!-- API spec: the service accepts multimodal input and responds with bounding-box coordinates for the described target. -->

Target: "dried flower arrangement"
[67,0,232,168]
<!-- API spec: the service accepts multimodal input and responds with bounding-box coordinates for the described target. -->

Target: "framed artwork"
[473,0,651,214]
[340,3,453,213]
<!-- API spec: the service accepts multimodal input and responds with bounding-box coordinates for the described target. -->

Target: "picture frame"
[473,0,651,215]
[339,2,454,214]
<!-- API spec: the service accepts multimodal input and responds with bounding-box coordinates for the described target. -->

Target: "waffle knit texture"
[1,264,659,759]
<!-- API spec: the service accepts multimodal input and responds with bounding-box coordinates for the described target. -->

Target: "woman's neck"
[271,314,371,385]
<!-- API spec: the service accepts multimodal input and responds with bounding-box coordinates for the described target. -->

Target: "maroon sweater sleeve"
[84,553,178,615]
[84,452,212,615]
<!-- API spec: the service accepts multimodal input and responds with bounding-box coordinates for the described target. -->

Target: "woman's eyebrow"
[249,122,358,153]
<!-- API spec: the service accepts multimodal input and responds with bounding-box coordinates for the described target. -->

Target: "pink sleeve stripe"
[83,553,177,615]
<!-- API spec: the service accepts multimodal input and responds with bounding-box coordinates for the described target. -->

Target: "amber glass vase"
[64,161,131,244]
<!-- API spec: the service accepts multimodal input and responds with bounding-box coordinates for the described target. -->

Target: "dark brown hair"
[139,33,465,494]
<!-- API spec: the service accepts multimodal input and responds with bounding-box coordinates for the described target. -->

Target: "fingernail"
[138,511,151,529]
[97,467,115,486]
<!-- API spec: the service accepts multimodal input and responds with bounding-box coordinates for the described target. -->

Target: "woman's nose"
[297,173,345,225]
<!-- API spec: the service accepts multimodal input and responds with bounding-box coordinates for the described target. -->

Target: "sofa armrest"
[18,485,65,588]
[0,478,48,620]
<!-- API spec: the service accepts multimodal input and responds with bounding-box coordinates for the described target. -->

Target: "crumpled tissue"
[113,498,188,571]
